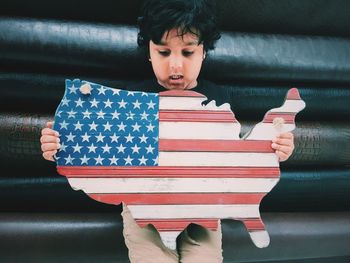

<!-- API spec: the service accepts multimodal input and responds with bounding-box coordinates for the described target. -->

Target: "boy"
[41,0,294,262]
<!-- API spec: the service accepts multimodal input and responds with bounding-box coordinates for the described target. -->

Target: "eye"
[158,50,170,57]
[182,50,194,57]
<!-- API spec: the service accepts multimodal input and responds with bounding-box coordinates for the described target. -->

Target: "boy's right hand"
[40,121,60,162]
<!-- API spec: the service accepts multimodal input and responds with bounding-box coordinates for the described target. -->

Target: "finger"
[275,150,289,162]
[272,143,293,154]
[41,142,60,152]
[272,138,294,147]
[277,132,294,139]
[47,121,54,129]
[40,135,60,144]
[41,127,59,137]
[42,150,57,162]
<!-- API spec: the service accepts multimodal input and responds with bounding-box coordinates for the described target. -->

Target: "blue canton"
[53,79,159,166]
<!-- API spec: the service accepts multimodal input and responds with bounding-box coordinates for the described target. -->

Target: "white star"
[127,91,135,96]
[139,134,148,143]
[61,97,70,106]
[117,144,126,153]
[153,136,159,142]
[74,121,83,131]
[103,122,112,131]
[131,144,140,153]
[154,113,159,120]
[146,123,155,132]
[68,85,78,94]
[109,155,119,165]
[75,98,85,107]
[110,133,119,143]
[98,86,107,95]
[57,111,62,117]
[126,111,135,120]
[141,92,148,97]
[72,143,83,153]
[66,132,75,142]
[97,110,106,119]
[111,110,120,120]
[138,155,147,165]
[117,122,127,131]
[103,99,113,108]
[59,120,69,130]
[87,143,97,153]
[147,100,156,109]
[64,154,74,165]
[125,133,134,143]
[141,111,149,120]
[81,132,90,142]
[95,133,105,143]
[59,142,67,152]
[67,110,77,119]
[132,122,141,132]
[80,155,90,165]
[124,155,133,165]
[89,121,98,131]
[82,110,91,119]
[132,100,142,109]
[118,99,127,108]
[94,155,104,165]
[153,156,159,165]
[146,144,155,154]
[90,98,99,108]
[102,143,112,153]
[112,89,120,96]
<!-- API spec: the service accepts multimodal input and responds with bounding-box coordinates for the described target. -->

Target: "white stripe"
[244,123,296,140]
[68,178,279,193]
[160,97,230,111]
[270,99,306,113]
[158,231,181,250]
[158,152,279,167]
[249,230,270,248]
[159,122,241,139]
[128,204,261,219]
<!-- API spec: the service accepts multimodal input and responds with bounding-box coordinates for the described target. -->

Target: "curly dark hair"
[137,0,221,52]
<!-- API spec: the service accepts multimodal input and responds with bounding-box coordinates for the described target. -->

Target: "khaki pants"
[122,203,223,263]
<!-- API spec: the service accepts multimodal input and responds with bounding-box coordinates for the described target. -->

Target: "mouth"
[169,75,183,80]
[168,75,184,85]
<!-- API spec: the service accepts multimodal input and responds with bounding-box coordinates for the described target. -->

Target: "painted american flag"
[53,79,305,249]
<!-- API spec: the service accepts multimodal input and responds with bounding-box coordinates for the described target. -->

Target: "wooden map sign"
[53,79,306,249]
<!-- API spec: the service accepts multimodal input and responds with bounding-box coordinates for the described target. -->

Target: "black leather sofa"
[1,1,350,262]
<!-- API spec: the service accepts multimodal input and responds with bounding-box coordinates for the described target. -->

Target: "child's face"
[149,28,205,90]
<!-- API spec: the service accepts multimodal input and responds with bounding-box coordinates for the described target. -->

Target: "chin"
[164,83,186,90]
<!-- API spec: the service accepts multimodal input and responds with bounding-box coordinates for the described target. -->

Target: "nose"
[169,54,183,71]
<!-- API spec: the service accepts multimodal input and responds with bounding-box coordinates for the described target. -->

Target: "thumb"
[47,121,54,129]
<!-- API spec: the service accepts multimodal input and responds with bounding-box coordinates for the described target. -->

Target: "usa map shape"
[53,79,305,249]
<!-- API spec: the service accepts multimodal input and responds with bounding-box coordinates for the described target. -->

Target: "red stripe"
[263,113,296,123]
[58,166,280,178]
[136,218,265,231]
[137,219,218,230]
[159,110,236,122]
[159,139,274,152]
[241,218,265,230]
[159,90,205,97]
[287,88,301,100]
[88,193,265,205]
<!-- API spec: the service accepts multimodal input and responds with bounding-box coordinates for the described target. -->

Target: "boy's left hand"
[271,132,294,162]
